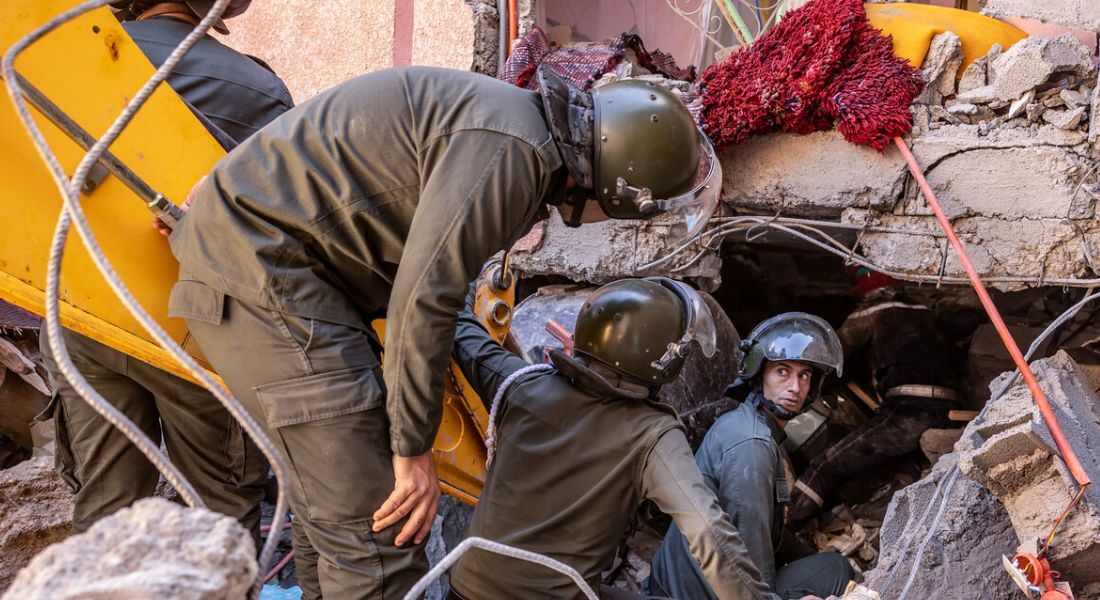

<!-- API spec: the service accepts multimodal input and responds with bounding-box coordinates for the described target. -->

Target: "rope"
[402,536,598,600]
[485,364,553,467]
[2,3,289,596]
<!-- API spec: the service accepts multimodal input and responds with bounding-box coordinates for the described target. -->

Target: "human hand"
[153,175,203,236]
[372,450,440,546]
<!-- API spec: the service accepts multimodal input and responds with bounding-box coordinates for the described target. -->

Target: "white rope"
[2,3,289,596]
[485,364,554,467]
[402,536,598,600]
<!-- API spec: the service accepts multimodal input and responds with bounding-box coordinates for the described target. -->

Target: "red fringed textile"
[698,0,924,152]
[500,27,696,91]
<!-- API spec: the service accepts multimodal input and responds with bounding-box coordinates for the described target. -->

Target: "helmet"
[592,79,722,245]
[110,0,251,33]
[574,278,717,384]
[738,312,843,381]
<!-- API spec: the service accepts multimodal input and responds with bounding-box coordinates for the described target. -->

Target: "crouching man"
[649,313,855,600]
[449,278,779,600]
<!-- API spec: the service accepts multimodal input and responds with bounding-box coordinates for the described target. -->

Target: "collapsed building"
[1,0,1100,598]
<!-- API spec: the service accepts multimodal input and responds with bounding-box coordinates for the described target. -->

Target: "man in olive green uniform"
[168,65,720,598]
[649,313,854,600]
[448,278,778,600]
[40,0,292,538]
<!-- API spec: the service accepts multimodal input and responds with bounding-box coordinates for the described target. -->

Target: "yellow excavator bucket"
[1,0,493,504]
[866,3,1027,73]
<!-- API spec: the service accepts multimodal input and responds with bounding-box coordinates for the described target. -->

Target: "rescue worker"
[39,0,292,539]
[649,313,854,600]
[166,65,721,598]
[448,277,778,600]
[787,271,962,529]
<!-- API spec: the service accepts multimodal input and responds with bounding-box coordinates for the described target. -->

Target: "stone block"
[3,497,256,599]
[981,0,1100,32]
[863,455,1019,599]
[956,352,1100,587]
[0,457,72,592]
[990,35,1093,102]
[1044,106,1088,129]
[916,32,963,105]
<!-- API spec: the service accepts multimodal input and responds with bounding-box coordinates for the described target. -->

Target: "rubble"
[989,35,1093,102]
[0,457,72,591]
[862,455,1020,599]
[1045,106,1088,129]
[916,32,963,105]
[958,56,989,95]
[981,0,1100,33]
[3,497,256,599]
[956,351,1100,588]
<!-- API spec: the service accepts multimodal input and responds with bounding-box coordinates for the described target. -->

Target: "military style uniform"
[40,13,292,537]
[650,393,853,600]
[447,307,778,600]
[168,66,565,598]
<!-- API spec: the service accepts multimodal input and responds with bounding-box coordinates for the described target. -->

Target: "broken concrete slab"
[1090,83,1100,144]
[1044,106,1088,129]
[981,0,1100,33]
[959,57,989,95]
[0,457,72,591]
[1061,88,1091,109]
[990,35,1094,102]
[862,454,1020,599]
[3,497,256,599]
[916,32,963,105]
[720,131,907,218]
[956,351,1100,588]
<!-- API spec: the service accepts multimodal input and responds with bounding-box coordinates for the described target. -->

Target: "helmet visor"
[654,134,722,247]
[647,278,718,372]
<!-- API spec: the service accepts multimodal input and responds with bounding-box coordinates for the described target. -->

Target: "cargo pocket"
[36,392,81,493]
[254,366,391,524]
[167,280,224,324]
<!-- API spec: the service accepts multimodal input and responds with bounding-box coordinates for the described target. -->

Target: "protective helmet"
[110,0,251,33]
[574,277,717,384]
[738,312,843,381]
[592,79,722,244]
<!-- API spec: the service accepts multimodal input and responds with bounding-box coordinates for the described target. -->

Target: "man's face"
[761,360,814,415]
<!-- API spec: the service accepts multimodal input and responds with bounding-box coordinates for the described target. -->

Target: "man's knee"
[774,551,854,599]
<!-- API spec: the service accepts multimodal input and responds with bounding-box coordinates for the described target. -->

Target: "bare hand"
[372,451,440,546]
[153,175,204,236]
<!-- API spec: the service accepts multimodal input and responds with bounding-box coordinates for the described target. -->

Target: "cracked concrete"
[0,458,72,592]
[980,0,1100,32]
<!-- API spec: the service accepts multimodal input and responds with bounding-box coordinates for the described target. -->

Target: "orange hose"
[507,0,518,57]
[892,136,1092,487]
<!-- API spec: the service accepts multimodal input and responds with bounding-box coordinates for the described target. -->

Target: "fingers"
[373,490,419,533]
[152,214,172,236]
[372,485,411,528]
[395,484,440,547]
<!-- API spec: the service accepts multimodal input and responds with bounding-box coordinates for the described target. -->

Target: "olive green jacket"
[168,66,564,456]
[448,311,778,600]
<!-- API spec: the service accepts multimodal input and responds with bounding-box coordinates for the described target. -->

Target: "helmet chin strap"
[748,385,801,421]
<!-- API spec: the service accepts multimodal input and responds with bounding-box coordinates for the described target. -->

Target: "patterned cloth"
[0,300,42,334]
[697,0,924,152]
[500,27,696,91]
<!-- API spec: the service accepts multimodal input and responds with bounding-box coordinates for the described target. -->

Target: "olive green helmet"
[738,312,844,381]
[574,277,717,384]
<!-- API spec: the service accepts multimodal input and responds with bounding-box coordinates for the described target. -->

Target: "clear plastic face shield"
[614,134,723,247]
[648,277,718,372]
[757,313,845,378]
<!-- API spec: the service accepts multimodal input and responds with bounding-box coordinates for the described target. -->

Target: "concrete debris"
[981,0,1100,32]
[3,497,256,600]
[1006,89,1034,118]
[990,35,1093,102]
[1061,88,1091,110]
[0,457,72,592]
[947,102,979,116]
[826,581,881,600]
[862,454,1020,599]
[1044,106,1088,130]
[1090,83,1100,143]
[958,56,988,95]
[508,286,740,449]
[916,32,963,105]
[956,84,998,105]
[956,351,1100,588]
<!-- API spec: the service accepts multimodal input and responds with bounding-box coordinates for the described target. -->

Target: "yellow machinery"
[0,0,498,505]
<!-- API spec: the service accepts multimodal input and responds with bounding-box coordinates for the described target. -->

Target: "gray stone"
[0,457,72,592]
[1027,102,1046,122]
[916,32,963,105]
[956,84,998,105]
[981,0,1100,31]
[3,497,256,599]
[1090,82,1100,143]
[958,56,988,95]
[990,35,1094,102]
[947,102,979,116]
[1061,88,1090,109]
[1044,93,1068,109]
[1044,106,1087,130]
[956,352,1100,588]
[862,455,1019,599]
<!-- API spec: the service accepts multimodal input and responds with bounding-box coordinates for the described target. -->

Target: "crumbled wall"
[0,458,72,592]
[980,0,1100,33]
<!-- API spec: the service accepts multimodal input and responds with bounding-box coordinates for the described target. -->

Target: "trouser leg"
[790,400,948,526]
[185,295,428,599]
[40,330,160,532]
[774,551,854,599]
[133,354,268,548]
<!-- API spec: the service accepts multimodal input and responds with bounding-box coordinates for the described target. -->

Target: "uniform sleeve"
[715,438,781,586]
[452,302,531,410]
[384,130,551,457]
[642,430,780,600]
